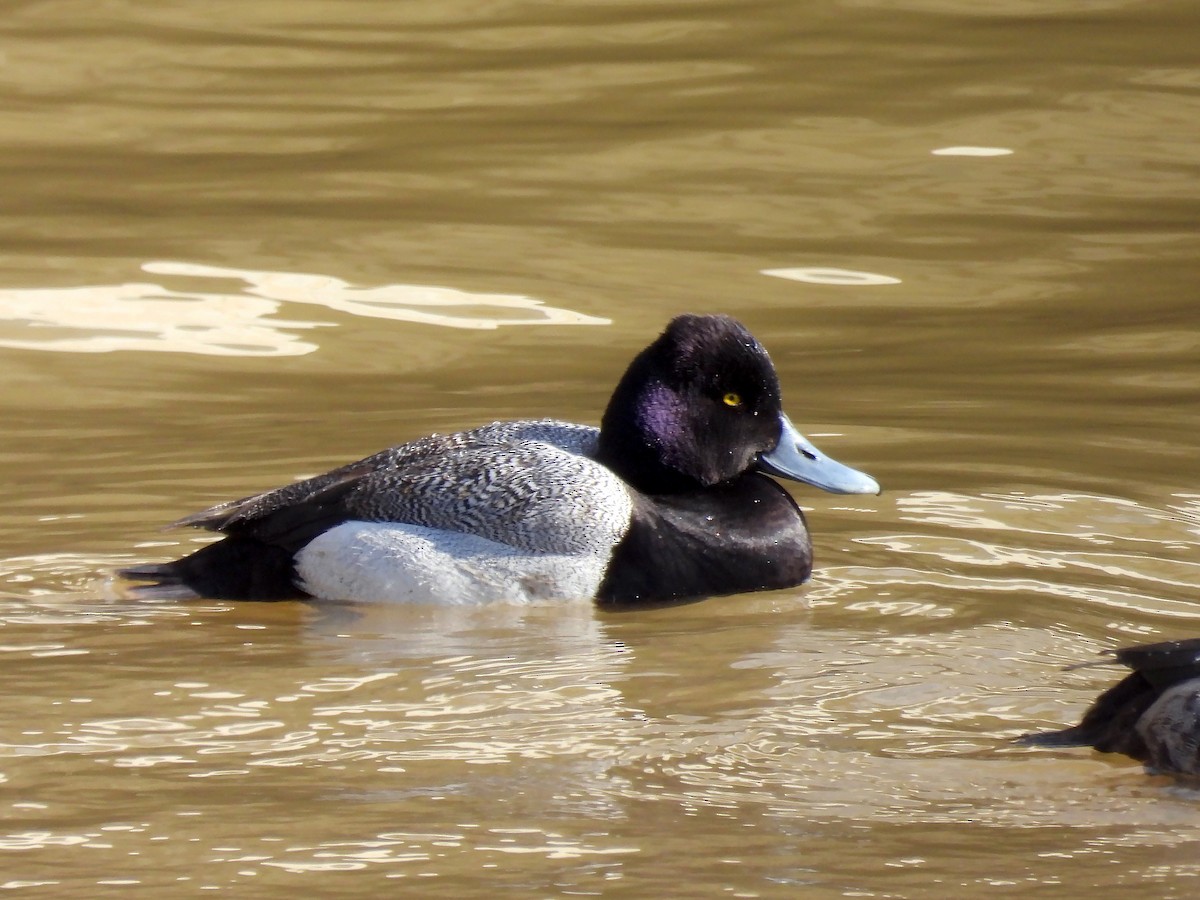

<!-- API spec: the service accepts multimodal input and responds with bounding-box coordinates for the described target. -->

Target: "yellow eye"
[722,392,742,407]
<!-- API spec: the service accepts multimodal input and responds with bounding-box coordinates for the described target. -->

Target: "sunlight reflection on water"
[760,266,902,286]
[0,261,608,357]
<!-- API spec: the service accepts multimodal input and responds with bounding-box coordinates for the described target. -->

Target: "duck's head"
[596,314,880,495]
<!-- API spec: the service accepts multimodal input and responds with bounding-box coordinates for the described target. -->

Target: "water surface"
[2,0,1199,896]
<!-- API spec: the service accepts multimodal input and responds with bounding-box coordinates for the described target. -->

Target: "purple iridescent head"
[596,314,879,496]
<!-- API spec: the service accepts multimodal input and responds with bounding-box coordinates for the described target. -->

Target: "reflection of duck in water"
[121,314,879,607]
[1019,638,1200,777]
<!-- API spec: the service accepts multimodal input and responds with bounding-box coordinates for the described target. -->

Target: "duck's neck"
[594,368,698,495]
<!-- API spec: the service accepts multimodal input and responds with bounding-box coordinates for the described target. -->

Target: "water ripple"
[811,490,1200,624]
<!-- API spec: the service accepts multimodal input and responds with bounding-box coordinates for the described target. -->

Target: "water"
[2,0,1199,895]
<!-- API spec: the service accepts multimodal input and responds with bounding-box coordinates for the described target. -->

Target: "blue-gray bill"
[757,414,881,495]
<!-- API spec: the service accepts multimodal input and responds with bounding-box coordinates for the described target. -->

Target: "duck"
[120,313,880,607]
[1017,638,1200,777]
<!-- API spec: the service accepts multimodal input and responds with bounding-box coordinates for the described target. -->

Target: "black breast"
[596,474,812,608]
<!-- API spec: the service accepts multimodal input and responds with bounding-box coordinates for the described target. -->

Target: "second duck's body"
[1019,638,1200,777]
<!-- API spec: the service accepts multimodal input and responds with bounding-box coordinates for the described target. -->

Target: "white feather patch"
[295,521,616,604]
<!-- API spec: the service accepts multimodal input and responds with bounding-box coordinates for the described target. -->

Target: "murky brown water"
[2,0,1199,895]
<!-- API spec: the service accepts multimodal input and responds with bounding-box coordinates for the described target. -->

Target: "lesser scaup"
[120,314,880,606]
[1018,638,1200,777]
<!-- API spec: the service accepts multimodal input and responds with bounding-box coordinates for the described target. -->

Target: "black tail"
[1016,669,1157,761]
[119,537,308,602]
